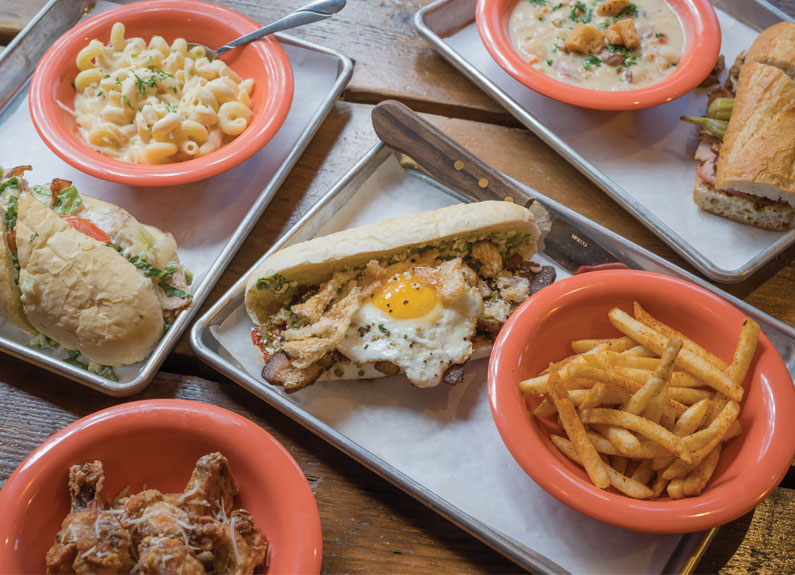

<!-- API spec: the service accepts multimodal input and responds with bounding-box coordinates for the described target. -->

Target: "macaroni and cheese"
[71,23,255,164]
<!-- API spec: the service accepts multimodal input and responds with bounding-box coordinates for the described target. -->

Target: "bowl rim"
[487,269,795,533]
[0,398,323,573]
[28,0,294,187]
[475,0,722,111]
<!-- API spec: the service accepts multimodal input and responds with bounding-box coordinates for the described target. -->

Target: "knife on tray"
[371,100,628,275]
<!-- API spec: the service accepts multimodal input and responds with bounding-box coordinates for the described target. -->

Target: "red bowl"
[29,0,293,186]
[488,270,795,533]
[0,400,322,573]
[476,0,721,110]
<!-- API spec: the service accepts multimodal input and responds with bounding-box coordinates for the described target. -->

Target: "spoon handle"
[216,0,346,56]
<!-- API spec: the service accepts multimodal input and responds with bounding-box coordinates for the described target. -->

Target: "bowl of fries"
[488,270,795,533]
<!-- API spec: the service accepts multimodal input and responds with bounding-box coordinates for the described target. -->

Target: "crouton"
[613,18,641,49]
[564,23,605,55]
[597,0,631,17]
[604,27,622,45]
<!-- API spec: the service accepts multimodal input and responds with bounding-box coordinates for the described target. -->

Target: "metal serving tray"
[415,0,795,283]
[191,142,795,574]
[0,0,352,395]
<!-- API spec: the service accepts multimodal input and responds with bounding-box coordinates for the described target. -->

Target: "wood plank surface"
[0,1,793,574]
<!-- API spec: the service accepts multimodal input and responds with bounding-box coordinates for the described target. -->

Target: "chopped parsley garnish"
[29,233,38,242]
[569,1,592,23]
[584,54,602,70]
[256,273,288,292]
[597,20,610,30]
[103,74,111,79]
[655,32,666,38]
[97,90,104,97]
[552,2,563,9]
[121,95,134,109]
[618,3,638,18]
[53,185,82,216]
[625,53,639,66]
[133,73,151,96]
[527,0,547,5]
[378,324,389,335]
[545,58,553,66]
[153,69,173,80]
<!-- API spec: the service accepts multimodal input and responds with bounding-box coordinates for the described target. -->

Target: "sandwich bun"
[714,22,795,221]
[245,201,549,325]
[15,194,164,366]
[0,241,35,334]
[693,178,795,231]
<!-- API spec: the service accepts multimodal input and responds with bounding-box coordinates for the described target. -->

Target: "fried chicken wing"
[177,452,238,519]
[45,462,135,575]
[46,454,267,575]
[212,509,269,575]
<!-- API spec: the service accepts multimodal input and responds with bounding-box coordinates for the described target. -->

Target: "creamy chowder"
[509,0,685,91]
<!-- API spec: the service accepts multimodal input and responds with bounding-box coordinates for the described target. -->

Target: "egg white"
[335,287,482,388]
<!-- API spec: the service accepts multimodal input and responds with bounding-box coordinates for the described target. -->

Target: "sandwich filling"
[250,232,555,393]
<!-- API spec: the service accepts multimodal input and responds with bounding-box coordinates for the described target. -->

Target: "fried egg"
[336,267,482,388]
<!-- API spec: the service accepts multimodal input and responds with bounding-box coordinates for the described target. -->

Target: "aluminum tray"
[0,0,352,395]
[415,0,795,283]
[191,142,794,574]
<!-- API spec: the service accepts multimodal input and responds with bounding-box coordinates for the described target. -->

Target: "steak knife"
[371,100,627,275]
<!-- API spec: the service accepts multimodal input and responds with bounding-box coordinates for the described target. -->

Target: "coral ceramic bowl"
[476,0,721,110]
[29,0,293,186]
[488,270,795,533]
[0,400,322,573]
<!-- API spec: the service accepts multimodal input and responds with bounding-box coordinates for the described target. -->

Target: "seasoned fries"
[519,302,760,500]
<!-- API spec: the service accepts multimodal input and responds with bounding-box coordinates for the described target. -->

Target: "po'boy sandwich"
[0,167,192,373]
[244,201,555,393]
[682,22,795,231]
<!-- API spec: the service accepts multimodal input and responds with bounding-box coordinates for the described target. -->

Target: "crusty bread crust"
[693,179,795,232]
[15,194,164,366]
[716,22,795,208]
[0,235,34,334]
[245,201,548,325]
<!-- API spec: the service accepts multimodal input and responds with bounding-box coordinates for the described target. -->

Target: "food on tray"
[520,301,759,499]
[68,22,255,164]
[245,201,556,393]
[682,22,795,231]
[0,166,191,374]
[45,452,268,574]
[509,0,683,90]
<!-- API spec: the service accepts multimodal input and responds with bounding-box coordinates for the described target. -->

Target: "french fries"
[519,302,760,500]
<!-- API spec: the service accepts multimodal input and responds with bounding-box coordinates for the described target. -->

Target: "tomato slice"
[62,216,111,244]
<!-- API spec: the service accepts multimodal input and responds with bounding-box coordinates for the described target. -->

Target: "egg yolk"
[372,276,437,319]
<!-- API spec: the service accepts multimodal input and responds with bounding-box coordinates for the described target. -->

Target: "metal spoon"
[188,0,346,61]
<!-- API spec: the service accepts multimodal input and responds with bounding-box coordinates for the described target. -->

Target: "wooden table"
[1,1,794,573]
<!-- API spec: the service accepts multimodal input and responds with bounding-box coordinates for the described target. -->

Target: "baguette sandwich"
[683,22,795,231]
[0,166,192,373]
[244,201,555,393]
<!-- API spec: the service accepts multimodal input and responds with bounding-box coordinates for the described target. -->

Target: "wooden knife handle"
[371,100,521,203]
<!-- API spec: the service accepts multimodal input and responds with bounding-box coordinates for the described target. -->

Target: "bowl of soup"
[476,0,721,110]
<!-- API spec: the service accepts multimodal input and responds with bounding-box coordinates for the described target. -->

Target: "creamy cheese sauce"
[509,0,684,91]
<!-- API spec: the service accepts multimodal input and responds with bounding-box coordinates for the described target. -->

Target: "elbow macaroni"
[72,22,255,164]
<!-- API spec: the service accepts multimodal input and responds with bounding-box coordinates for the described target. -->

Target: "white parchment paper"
[0,27,343,382]
[212,156,685,575]
[444,9,793,274]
